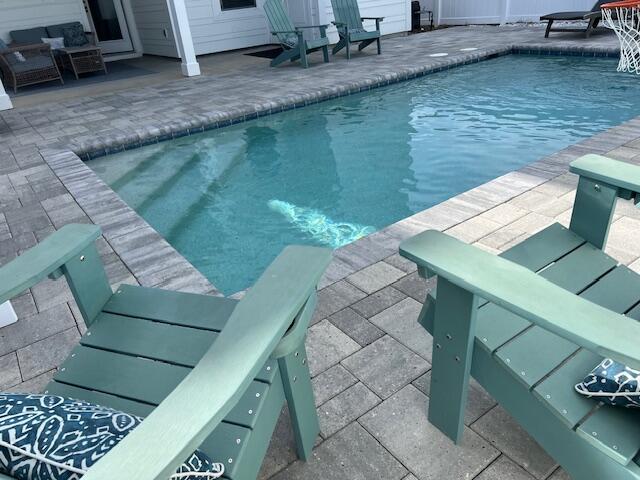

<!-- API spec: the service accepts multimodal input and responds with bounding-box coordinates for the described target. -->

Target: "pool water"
[89,55,640,294]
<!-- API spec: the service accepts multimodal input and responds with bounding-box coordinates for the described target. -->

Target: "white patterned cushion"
[575,358,640,408]
[0,393,224,480]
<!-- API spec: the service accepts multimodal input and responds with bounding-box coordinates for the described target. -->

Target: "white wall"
[130,0,179,56]
[318,0,412,43]
[0,0,90,43]
[436,0,595,25]
[185,0,271,55]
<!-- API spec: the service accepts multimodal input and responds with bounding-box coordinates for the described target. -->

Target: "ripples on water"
[89,55,640,293]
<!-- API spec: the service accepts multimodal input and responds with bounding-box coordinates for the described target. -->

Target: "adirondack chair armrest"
[400,230,640,370]
[0,224,102,304]
[361,16,384,20]
[570,154,640,200]
[81,245,332,480]
[295,24,330,29]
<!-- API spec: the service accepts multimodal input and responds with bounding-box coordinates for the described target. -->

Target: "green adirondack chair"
[264,0,330,68]
[0,224,331,480]
[330,0,383,59]
[400,154,640,479]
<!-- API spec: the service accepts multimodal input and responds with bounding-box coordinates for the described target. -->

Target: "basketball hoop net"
[602,0,640,74]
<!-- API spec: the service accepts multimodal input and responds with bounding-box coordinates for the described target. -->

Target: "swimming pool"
[89,54,640,294]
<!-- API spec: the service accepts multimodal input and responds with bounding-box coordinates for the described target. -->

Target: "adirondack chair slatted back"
[264,0,298,47]
[331,0,364,31]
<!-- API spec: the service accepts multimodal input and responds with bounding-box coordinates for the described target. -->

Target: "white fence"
[430,0,595,25]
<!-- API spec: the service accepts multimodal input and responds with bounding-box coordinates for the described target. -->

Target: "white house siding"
[130,0,179,57]
[185,0,271,55]
[505,0,595,22]
[318,0,411,43]
[0,0,90,43]
[436,0,595,25]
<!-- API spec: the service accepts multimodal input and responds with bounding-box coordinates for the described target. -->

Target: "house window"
[220,0,256,10]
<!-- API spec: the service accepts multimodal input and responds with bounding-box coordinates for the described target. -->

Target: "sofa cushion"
[46,22,83,40]
[61,24,88,47]
[7,54,53,71]
[0,393,225,480]
[10,27,47,45]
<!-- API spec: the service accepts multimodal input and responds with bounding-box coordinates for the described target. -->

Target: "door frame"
[82,0,135,54]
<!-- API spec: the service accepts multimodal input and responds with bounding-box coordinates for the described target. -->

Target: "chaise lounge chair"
[330,0,383,59]
[0,224,331,479]
[264,0,330,68]
[400,154,640,479]
[541,0,608,38]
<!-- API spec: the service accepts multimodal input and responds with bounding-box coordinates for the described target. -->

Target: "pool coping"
[40,39,626,297]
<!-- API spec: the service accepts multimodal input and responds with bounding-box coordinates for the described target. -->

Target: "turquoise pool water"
[89,55,640,294]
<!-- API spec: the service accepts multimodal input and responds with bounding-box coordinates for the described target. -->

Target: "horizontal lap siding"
[320,0,411,44]
[505,0,595,22]
[130,0,179,57]
[0,0,89,43]
[186,0,271,55]
[437,0,594,25]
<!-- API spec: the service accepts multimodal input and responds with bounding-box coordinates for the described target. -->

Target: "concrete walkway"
[0,24,634,480]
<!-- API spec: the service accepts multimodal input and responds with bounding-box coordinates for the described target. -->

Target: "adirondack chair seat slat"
[44,381,254,480]
[534,348,604,427]
[347,29,380,42]
[577,403,640,465]
[54,344,276,430]
[103,283,237,331]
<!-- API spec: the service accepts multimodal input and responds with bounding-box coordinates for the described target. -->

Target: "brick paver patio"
[0,24,637,479]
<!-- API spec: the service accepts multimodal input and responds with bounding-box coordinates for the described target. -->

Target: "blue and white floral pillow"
[575,358,640,409]
[0,393,224,480]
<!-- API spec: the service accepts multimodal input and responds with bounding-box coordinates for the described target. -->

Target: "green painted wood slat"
[103,284,237,331]
[54,346,272,430]
[477,241,615,354]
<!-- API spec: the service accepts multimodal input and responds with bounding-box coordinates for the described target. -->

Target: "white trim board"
[0,302,18,328]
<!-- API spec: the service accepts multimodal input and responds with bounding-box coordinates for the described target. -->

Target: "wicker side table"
[59,46,107,79]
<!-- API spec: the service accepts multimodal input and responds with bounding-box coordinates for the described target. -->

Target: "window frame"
[219,0,257,11]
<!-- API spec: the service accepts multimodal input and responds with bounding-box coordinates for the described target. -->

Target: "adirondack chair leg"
[569,176,618,250]
[297,32,309,68]
[61,243,112,327]
[376,37,381,54]
[278,342,319,460]
[299,47,309,68]
[271,48,297,67]
[545,19,553,38]
[585,17,597,38]
[322,45,329,63]
[332,36,346,55]
[345,39,351,60]
[428,276,478,444]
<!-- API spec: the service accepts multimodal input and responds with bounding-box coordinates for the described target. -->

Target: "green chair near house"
[0,224,331,480]
[400,154,640,479]
[330,0,383,59]
[264,0,330,68]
